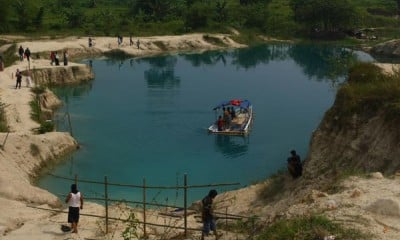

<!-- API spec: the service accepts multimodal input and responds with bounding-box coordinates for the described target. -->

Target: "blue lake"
[37,44,374,206]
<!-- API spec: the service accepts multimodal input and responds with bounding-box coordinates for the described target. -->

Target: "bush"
[256,215,370,240]
[37,121,54,134]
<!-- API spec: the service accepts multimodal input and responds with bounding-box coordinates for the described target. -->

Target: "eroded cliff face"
[28,65,94,85]
[304,109,400,185]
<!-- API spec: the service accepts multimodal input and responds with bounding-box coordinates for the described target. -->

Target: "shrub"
[37,121,54,134]
[256,215,370,240]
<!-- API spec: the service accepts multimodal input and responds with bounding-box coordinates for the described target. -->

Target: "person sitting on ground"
[287,150,302,178]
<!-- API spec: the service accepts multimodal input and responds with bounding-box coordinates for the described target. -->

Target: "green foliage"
[332,63,400,124]
[291,0,357,37]
[2,44,19,68]
[30,98,41,123]
[0,0,398,40]
[31,85,46,95]
[256,215,370,240]
[121,211,139,240]
[185,2,212,30]
[37,121,55,134]
[30,88,55,134]
[0,102,9,132]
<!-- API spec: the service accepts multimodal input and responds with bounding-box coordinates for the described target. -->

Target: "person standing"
[287,150,302,178]
[15,69,22,89]
[65,184,83,233]
[55,52,60,66]
[130,35,134,46]
[50,51,55,65]
[25,69,33,87]
[63,50,68,66]
[24,47,31,62]
[136,39,140,50]
[18,46,24,61]
[201,189,219,240]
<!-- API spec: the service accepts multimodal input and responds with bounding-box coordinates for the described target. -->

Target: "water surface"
[38,44,374,205]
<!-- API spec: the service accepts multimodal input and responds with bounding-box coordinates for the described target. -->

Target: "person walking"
[65,184,83,233]
[24,47,31,62]
[18,46,24,61]
[201,189,220,240]
[15,69,22,89]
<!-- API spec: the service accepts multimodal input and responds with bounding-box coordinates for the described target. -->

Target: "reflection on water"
[138,56,180,89]
[289,44,360,83]
[214,135,249,158]
[38,43,377,204]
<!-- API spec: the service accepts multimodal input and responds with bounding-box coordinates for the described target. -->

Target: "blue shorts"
[202,218,216,235]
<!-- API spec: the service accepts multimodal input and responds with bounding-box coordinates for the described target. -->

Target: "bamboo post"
[67,112,73,137]
[104,176,109,234]
[143,177,147,238]
[184,173,188,237]
[74,174,77,185]
[225,207,228,236]
[1,131,9,150]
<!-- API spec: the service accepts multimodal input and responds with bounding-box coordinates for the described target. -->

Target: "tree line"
[0,0,398,39]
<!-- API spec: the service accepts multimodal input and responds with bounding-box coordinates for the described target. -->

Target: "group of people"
[50,51,68,66]
[14,68,32,89]
[216,107,236,131]
[65,149,302,237]
[18,45,31,62]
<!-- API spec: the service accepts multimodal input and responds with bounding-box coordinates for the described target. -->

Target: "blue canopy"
[213,99,251,110]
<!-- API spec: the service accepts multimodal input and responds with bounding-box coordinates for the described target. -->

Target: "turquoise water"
[38,44,374,206]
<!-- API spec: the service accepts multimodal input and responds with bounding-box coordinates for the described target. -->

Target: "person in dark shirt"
[287,150,302,178]
[217,116,224,131]
[201,189,219,239]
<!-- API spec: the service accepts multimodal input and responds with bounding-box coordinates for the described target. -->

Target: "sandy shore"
[1,34,400,239]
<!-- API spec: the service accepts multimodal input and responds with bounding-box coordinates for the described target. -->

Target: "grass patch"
[30,98,41,123]
[0,102,9,132]
[30,143,40,156]
[2,44,19,68]
[258,170,287,201]
[29,88,54,134]
[153,41,168,51]
[328,62,400,127]
[256,215,371,240]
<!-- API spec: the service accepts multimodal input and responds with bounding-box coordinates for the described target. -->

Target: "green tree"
[215,0,228,22]
[396,0,400,16]
[130,0,173,21]
[291,0,357,33]
[185,2,212,30]
[13,0,41,30]
[64,7,85,28]
[0,0,12,32]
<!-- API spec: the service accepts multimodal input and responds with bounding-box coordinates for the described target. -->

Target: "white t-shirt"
[68,192,81,208]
